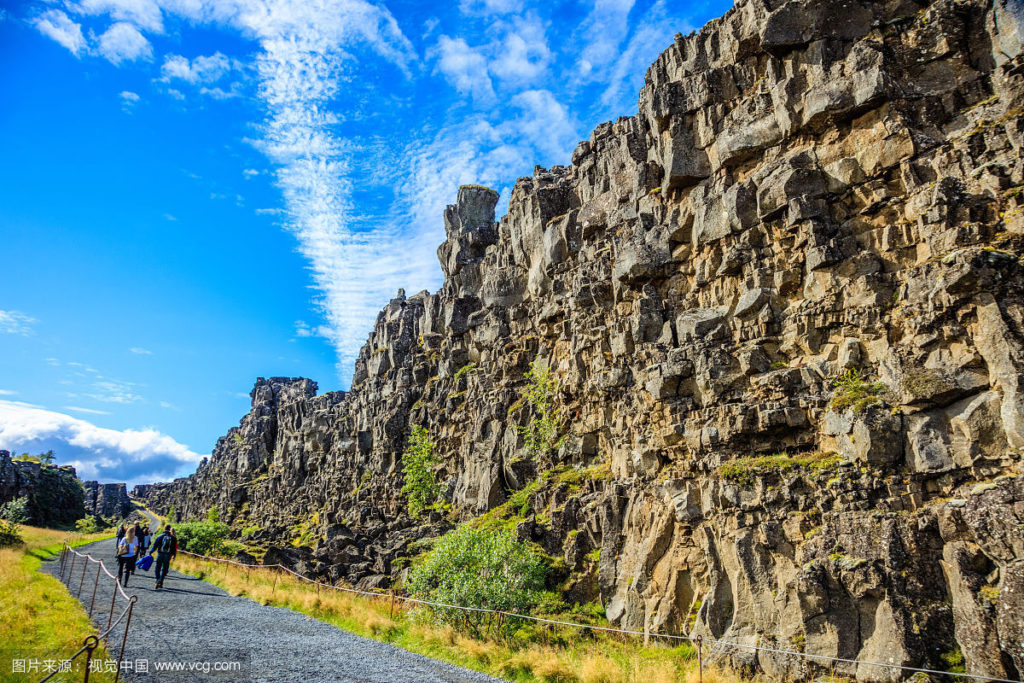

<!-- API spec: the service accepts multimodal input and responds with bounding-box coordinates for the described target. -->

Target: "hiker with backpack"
[116,527,138,587]
[114,524,126,559]
[150,524,177,590]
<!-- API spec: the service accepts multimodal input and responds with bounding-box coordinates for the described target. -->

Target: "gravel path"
[40,526,507,682]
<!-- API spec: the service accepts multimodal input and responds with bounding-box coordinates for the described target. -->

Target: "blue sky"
[0,0,731,487]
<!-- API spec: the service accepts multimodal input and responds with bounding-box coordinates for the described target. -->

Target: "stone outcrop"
[136,0,1024,679]
[0,450,86,528]
[83,481,132,521]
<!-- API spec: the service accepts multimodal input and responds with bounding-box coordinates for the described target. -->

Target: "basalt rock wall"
[137,0,1024,679]
[83,481,132,521]
[0,450,86,528]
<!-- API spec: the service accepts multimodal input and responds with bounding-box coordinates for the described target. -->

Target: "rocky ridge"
[82,480,132,521]
[0,449,86,528]
[136,0,1024,679]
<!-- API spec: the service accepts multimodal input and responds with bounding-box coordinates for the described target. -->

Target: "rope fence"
[177,548,1022,683]
[37,543,140,683]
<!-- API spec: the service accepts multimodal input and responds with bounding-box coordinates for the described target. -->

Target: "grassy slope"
[0,526,117,683]
[174,552,729,683]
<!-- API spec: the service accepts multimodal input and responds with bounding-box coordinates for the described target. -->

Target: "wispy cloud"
[119,90,140,111]
[97,22,153,65]
[32,9,87,55]
[85,379,142,404]
[63,405,112,415]
[0,390,17,396]
[160,52,233,84]
[129,347,152,355]
[0,310,37,336]
[0,401,203,486]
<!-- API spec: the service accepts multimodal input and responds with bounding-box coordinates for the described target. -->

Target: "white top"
[118,539,138,558]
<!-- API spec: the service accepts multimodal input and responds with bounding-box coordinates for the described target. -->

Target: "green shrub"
[518,360,566,460]
[75,515,101,534]
[830,369,888,413]
[401,425,440,517]
[0,496,30,524]
[0,520,22,547]
[405,525,548,637]
[174,519,231,555]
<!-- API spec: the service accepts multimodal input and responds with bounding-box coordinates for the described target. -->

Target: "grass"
[717,452,843,486]
[0,525,118,682]
[172,552,747,683]
[830,369,888,413]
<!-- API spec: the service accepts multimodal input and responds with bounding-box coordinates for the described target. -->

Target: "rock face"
[136,0,1024,679]
[0,450,86,528]
[83,481,132,521]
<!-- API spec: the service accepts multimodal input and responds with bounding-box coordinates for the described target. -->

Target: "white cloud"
[509,88,577,159]
[163,213,177,221]
[0,401,203,486]
[159,401,179,410]
[120,90,140,111]
[129,347,152,354]
[85,379,142,404]
[459,0,521,15]
[574,0,636,79]
[0,390,17,396]
[0,310,36,336]
[489,14,551,85]
[243,168,261,178]
[97,22,153,65]
[32,9,87,56]
[431,36,494,102]
[76,0,165,33]
[160,52,232,84]
[63,405,112,415]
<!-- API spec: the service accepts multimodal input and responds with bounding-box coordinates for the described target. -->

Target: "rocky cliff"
[136,0,1024,679]
[0,450,86,528]
[82,481,132,521]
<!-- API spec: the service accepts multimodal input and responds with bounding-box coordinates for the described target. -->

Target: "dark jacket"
[152,531,177,558]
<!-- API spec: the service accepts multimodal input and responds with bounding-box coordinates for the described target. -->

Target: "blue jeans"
[155,555,171,583]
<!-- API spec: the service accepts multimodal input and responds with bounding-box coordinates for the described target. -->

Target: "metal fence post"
[105,574,117,640]
[67,552,77,588]
[696,634,704,683]
[113,596,137,683]
[88,562,101,617]
[77,558,89,597]
[82,635,99,683]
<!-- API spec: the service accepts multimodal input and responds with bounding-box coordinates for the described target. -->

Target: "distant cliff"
[137,0,1024,679]
[82,481,132,521]
[0,450,86,528]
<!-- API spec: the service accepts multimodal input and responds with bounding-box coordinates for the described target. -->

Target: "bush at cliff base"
[174,519,230,556]
[0,496,30,525]
[404,525,547,638]
[0,520,22,547]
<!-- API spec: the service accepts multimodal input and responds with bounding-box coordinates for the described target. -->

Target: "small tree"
[518,359,565,460]
[207,505,219,523]
[39,450,56,465]
[401,425,440,517]
[0,496,30,524]
[75,515,100,534]
[167,505,178,523]
[405,525,548,637]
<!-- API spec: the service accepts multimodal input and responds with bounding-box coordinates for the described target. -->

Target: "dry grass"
[0,525,117,682]
[174,552,759,683]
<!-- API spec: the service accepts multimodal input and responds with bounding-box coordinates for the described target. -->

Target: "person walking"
[116,527,138,587]
[114,524,126,559]
[140,525,151,555]
[130,522,142,575]
[150,524,177,590]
